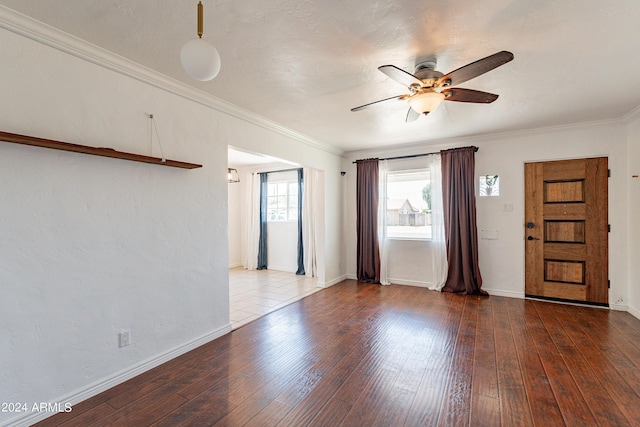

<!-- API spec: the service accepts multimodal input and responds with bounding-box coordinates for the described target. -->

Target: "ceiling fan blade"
[406,108,420,122]
[442,88,499,103]
[437,51,514,87]
[378,65,422,88]
[351,94,407,112]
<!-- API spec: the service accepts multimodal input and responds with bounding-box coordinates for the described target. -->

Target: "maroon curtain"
[441,147,486,295]
[356,159,380,283]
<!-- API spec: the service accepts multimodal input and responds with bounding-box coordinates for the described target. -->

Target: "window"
[386,169,431,239]
[479,175,500,197]
[267,180,298,221]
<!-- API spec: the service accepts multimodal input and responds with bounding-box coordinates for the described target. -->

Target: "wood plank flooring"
[34,280,640,426]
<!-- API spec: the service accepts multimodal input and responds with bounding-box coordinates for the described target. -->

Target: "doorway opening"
[228,147,323,328]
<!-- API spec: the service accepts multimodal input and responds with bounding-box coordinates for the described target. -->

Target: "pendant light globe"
[180,38,220,81]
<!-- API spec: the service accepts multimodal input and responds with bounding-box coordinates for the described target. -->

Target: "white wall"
[627,113,640,317]
[345,120,631,309]
[228,169,243,268]
[266,222,299,272]
[387,239,434,286]
[0,28,227,426]
[0,21,343,426]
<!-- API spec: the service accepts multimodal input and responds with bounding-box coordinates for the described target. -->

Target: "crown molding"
[623,104,640,124]
[0,6,343,157]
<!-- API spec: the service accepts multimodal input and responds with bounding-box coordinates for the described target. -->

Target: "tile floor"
[229,267,320,329]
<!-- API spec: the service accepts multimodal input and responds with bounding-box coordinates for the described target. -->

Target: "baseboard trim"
[628,305,640,320]
[268,266,298,273]
[228,262,243,269]
[610,303,629,312]
[341,275,435,289]
[388,278,431,288]
[321,274,348,288]
[6,323,232,427]
[481,288,525,299]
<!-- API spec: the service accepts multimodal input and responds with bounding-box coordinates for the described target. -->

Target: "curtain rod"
[352,146,478,163]
[253,167,302,175]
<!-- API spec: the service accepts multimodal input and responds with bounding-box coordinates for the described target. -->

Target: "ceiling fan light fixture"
[407,91,445,114]
[180,1,221,81]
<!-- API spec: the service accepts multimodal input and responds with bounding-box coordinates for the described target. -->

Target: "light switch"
[503,203,513,212]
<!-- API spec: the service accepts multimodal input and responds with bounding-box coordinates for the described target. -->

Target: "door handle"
[527,236,540,241]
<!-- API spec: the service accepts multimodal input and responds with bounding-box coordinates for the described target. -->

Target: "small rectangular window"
[267,180,298,222]
[479,175,500,197]
[386,169,432,239]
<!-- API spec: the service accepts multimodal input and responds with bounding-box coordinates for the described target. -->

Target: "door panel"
[545,181,584,203]
[524,157,608,305]
[545,221,585,243]
[544,260,584,284]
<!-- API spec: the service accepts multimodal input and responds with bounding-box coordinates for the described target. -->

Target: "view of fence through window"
[386,170,432,239]
[267,181,298,221]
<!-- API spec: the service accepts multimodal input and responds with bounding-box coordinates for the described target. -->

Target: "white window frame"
[385,169,432,241]
[267,180,298,222]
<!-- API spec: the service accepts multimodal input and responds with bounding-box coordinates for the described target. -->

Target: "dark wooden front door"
[524,157,608,305]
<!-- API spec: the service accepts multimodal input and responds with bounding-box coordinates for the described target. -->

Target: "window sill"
[387,236,432,242]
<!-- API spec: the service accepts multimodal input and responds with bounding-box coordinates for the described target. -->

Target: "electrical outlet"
[615,297,624,305]
[119,330,131,348]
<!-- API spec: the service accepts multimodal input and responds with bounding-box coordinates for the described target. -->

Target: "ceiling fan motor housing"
[414,61,444,88]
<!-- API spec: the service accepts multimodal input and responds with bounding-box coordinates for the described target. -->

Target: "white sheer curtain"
[378,160,390,285]
[302,168,318,277]
[243,172,261,270]
[428,154,448,290]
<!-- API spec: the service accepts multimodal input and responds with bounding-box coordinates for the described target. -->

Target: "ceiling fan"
[351,51,514,122]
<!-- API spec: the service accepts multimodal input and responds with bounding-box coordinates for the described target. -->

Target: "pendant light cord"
[149,114,166,162]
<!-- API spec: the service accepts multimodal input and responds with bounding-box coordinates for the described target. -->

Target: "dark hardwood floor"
[34,280,640,426]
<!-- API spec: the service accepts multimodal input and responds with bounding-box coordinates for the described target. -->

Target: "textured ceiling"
[2,1,640,153]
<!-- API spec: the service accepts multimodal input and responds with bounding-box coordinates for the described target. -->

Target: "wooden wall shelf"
[0,131,202,169]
